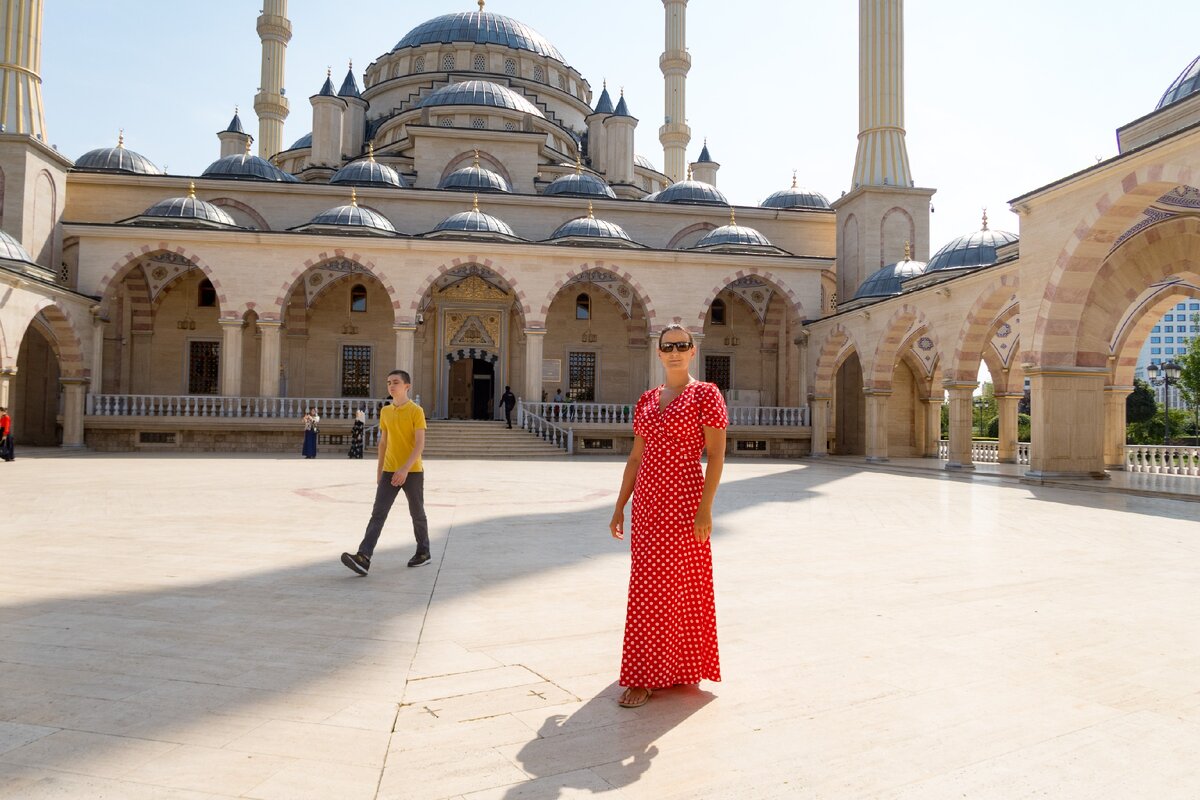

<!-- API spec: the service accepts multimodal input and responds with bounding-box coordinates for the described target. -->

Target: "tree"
[1126,378,1157,424]
[1177,313,1200,440]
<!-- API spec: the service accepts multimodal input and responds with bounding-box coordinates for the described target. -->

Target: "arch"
[148,265,222,319]
[274,252,403,324]
[948,273,1020,382]
[32,170,56,266]
[412,260,529,327]
[867,303,935,390]
[97,244,227,317]
[695,268,807,331]
[666,222,716,250]
[438,149,514,187]
[24,299,87,379]
[839,213,860,301]
[896,322,942,387]
[1109,277,1200,386]
[1029,165,1199,366]
[538,262,657,329]
[209,198,271,231]
[812,322,860,399]
[880,206,915,265]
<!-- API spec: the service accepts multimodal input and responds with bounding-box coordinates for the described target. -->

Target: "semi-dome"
[393,11,567,65]
[0,230,35,264]
[653,179,729,206]
[925,216,1018,273]
[202,150,299,183]
[694,216,775,250]
[288,132,313,150]
[135,184,238,228]
[761,174,831,210]
[439,152,512,193]
[1157,55,1200,110]
[75,134,161,175]
[418,80,543,118]
[300,191,396,235]
[543,169,616,199]
[548,204,635,247]
[330,147,407,188]
[430,196,519,240]
[853,254,927,300]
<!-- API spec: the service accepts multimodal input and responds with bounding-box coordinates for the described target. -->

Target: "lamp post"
[1146,360,1181,445]
[973,396,985,438]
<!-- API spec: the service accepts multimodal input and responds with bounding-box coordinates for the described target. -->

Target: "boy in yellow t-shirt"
[341,370,429,574]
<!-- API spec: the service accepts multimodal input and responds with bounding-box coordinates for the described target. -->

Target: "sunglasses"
[658,341,694,353]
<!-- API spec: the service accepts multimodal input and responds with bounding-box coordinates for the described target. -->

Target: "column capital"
[942,381,978,391]
[59,377,91,387]
[862,387,892,397]
[392,323,417,334]
[0,367,17,377]
[1103,384,1135,393]
[793,330,810,346]
[523,327,547,337]
[256,320,284,330]
[1022,365,1109,377]
[218,318,245,329]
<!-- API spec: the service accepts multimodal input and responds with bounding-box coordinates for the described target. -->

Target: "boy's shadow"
[503,682,714,797]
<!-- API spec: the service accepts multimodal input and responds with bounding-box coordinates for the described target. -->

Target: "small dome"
[418,80,543,118]
[75,134,161,175]
[331,151,407,188]
[0,230,35,264]
[305,195,396,235]
[548,207,633,246]
[139,187,238,228]
[853,257,927,300]
[288,132,313,151]
[1157,55,1200,110]
[926,219,1018,273]
[634,154,658,172]
[432,197,518,238]
[641,189,661,202]
[439,154,512,193]
[394,11,568,64]
[654,180,729,206]
[761,174,831,210]
[543,171,616,199]
[202,152,299,182]
[695,221,774,250]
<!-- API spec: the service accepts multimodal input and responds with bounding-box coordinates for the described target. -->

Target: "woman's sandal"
[618,687,652,708]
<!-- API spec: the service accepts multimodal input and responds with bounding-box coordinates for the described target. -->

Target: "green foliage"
[985,413,1031,442]
[1177,313,1200,434]
[940,403,948,439]
[1125,379,1157,424]
[1126,407,1195,444]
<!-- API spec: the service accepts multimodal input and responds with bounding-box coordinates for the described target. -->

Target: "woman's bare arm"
[609,436,646,539]
[693,426,727,542]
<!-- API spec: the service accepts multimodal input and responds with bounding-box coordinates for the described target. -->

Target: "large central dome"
[393,11,568,65]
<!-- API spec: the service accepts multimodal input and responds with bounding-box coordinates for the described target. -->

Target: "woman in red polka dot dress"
[609,323,728,708]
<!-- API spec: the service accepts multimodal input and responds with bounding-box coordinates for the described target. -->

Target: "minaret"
[832,0,933,305]
[852,0,912,189]
[0,0,48,139]
[659,0,691,183]
[254,0,292,160]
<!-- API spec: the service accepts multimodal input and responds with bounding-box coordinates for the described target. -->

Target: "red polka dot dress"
[621,380,728,689]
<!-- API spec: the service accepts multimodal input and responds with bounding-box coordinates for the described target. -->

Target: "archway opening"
[833,351,865,455]
[13,320,61,445]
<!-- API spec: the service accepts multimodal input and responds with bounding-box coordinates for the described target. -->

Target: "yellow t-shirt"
[380,400,426,473]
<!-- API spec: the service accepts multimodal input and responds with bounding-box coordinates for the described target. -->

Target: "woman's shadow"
[503,681,715,797]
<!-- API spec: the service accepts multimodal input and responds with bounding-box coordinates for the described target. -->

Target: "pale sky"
[41,1,1199,251]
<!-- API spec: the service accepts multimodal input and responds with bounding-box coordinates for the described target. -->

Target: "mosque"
[0,0,1198,479]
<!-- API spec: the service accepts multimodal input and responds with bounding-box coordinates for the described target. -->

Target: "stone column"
[394,323,416,383]
[90,314,106,396]
[921,396,942,457]
[1104,385,1132,470]
[996,393,1022,464]
[219,319,244,397]
[257,321,283,397]
[944,383,976,471]
[795,330,810,411]
[648,332,663,388]
[809,395,829,457]
[1026,366,1108,479]
[61,378,88,448]
[0,368,15,408]
[523,328,545,403]
[864,389,891,462]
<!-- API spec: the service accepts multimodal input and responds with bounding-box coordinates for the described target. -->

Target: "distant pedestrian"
[348,408,365,458]
[499,386,517,428]
[341,370,429,575]
[302,407,319,459]
[0,407,13,462]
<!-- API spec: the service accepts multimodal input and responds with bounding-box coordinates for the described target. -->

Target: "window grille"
[705,355,731,393]
[439,116,455,127]
[188,341,220,395]
[504,58,517,76]
[568,351,596,402]
[341,345,372,398]
[473,54,486,71]
[533,65,544,82]
[442,53,455,71]
[471,117,487,129]
[414,55,425,73]
[558,74,568,91]
[503,121,517,131]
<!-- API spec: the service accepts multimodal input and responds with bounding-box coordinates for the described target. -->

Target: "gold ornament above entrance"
[440,274,509,302]
[447,311,500,349]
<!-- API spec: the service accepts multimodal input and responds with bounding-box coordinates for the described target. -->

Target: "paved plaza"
[1,452,1199,799]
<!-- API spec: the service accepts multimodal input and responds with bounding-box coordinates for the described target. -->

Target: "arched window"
[710,298,726,326]
[197,278,217,308]
[350,284,367,313]
[533,65,545,82]
[575,292,591,320]
[413,55,425,74]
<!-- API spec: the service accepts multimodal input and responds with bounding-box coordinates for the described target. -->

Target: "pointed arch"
[539,262,657,330]
[695,267,807,330]
[948,274,1020,382]
[97,244,227,316]
[867,303,935,389]
[273,252,402,324]
[409,257,531,327]
[26,299,88,379]
[813,323,860,398]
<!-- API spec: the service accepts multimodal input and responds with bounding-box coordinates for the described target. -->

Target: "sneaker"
[341,552,370,575]
[407,551,431,568]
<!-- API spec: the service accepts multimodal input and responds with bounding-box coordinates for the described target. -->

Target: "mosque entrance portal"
[448,358,496,420]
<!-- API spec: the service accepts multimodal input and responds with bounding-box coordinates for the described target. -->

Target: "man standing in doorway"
[499,385,517,428]
[341,370,429,574]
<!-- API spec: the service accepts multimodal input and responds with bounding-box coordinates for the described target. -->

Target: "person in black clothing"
[498,386,517,428]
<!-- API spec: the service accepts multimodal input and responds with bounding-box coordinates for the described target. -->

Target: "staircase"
[414,420,567,458]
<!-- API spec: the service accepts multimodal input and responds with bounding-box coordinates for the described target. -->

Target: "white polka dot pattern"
[621,381,728,688]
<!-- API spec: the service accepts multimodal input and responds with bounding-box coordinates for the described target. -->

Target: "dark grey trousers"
[357,471,428,558]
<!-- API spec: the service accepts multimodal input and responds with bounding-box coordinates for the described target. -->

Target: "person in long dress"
[302,408,319,459]
[348,408,365,458]
[608,323,728,708]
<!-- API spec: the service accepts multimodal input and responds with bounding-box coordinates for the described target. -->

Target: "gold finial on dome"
[903,240,912,261]
[687,165,693,181]
[575,152,583,175]
[367,140,375,161]
[472,193,480,212]
[326,66,332,78]
[351,188,358,207]
[117,129,125,148]
[981,207,989,231]
[478,0,485,10]
[473,148,480,167]
[348,59,353,71]
[730,207,737,226]
[587,201,594,219]
[188,181,196,199]
[244,137,253,154]
[791,169,798,189]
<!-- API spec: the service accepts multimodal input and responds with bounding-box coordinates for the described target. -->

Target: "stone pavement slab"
[1,452,1199,798]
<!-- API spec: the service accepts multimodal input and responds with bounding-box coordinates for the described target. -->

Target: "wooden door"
[448,359,472,419]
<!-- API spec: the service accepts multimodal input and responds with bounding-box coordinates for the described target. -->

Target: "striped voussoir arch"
[97,244,223,314]
[948,274,1019,383]
[31,299,88,379]
[540,262,657,331]
[867,303,929,390]
[409,257,531,327]
[271,252,400,325]
[812,322,858,399]
[696,268,805,329]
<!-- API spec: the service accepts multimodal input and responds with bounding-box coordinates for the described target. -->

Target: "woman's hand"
[610,508,626,540]
[693,507,713,542]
